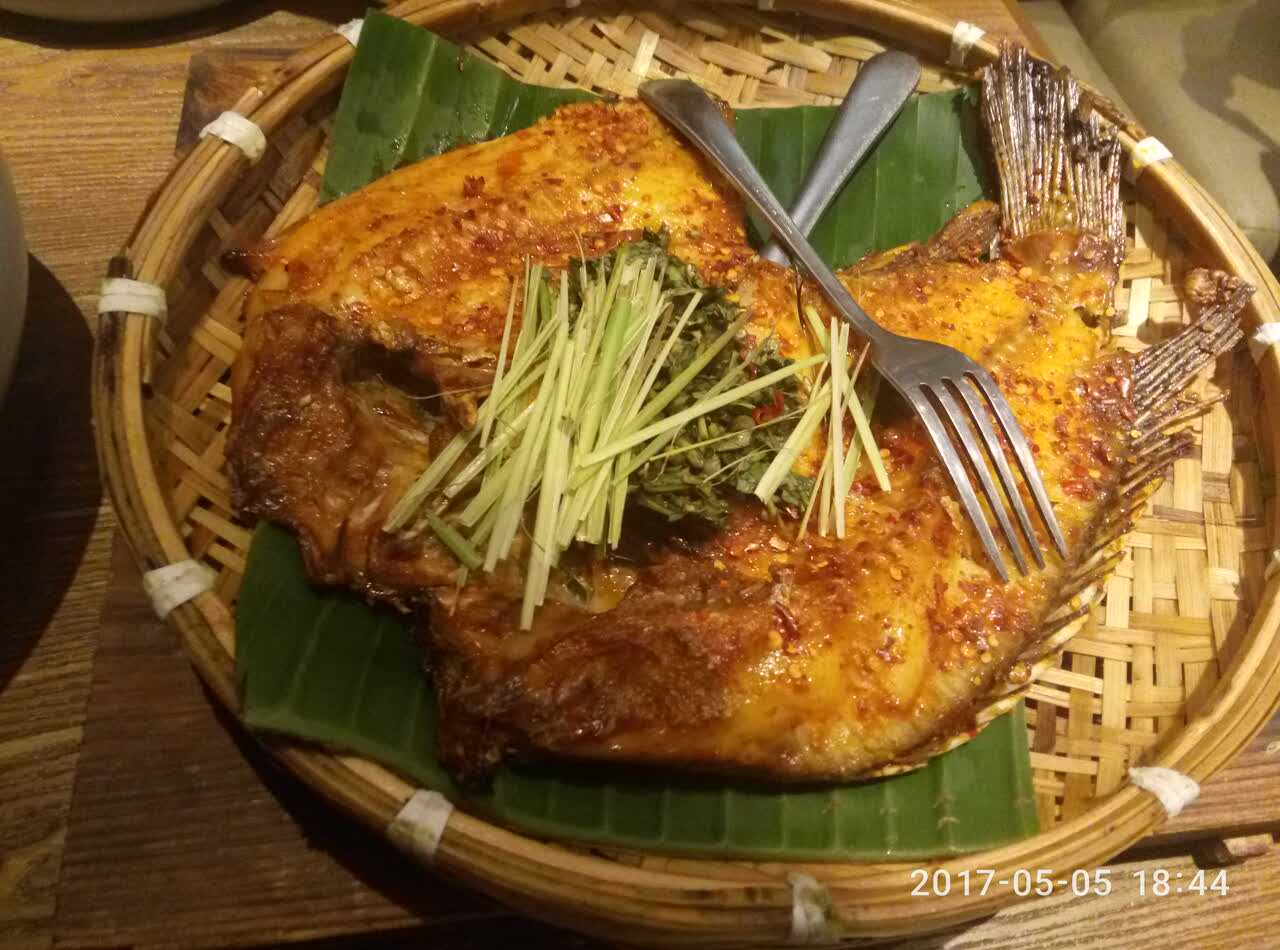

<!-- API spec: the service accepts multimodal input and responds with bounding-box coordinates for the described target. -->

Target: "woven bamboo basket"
[93,0,1280,944]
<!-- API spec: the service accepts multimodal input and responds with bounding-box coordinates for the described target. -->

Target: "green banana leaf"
[238,9,1036,859]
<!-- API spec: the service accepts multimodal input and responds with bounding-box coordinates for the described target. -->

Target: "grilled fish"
[228,46,1246,783]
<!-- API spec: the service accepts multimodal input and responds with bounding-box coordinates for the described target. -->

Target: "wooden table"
[0,2,1277,947]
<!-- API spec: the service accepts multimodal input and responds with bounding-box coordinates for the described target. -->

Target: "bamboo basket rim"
[91,0,1280,943]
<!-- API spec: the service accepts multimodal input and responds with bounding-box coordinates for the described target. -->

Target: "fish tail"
[981,43,1125,265]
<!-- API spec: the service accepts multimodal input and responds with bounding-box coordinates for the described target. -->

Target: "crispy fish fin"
[844,202,1002,277]
[1087,267,1251,558]
[1132,268,1251,416]
[982,43,1124,269]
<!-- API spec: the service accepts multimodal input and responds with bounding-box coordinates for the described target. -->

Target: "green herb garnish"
[386,235,891,626]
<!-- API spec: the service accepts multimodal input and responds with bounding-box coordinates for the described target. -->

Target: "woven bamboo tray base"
[95,0,1280,942]
[150,3,1271,831]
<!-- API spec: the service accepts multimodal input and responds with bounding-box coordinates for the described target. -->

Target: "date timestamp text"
[909,867,1229,898]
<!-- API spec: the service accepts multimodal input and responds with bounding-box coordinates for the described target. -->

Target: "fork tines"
[907,368,1068,583]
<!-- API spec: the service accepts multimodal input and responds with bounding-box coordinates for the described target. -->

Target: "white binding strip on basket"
[142,560,216,619]
[948,21,985,68]
[1129,766,1200,818]
[200,111,267,164]
[1265,548,1280,581]
[1129,136,1172,178]
[787,872,836,944]
[388,790,454,864]
[335,17,363,46]
[97,277,167,319]
[1250,323,1280,363]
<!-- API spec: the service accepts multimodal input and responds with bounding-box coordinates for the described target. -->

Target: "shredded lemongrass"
[640,351,751,476]
[386,241,874,628]
[423,511,482,570]
[756,305,892,540]
[803,305,830,352]
[828,319,848,538]
[485,292,561,570]
[441,397,538,501]
[580,356,822,466]
[523,278,575,625]
[384,430,474,531]
[752,373,830,505]
[623,312,752,435]
[481,271,520,448]
[625,291,702,421]
[800,450,831,540]
[842,372,890,494]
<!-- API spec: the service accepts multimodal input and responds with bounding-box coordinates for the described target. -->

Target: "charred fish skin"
[227,46,1248,785]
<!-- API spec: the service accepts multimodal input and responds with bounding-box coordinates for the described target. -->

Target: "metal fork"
[639,78,1068,581]
[762,51,920,264]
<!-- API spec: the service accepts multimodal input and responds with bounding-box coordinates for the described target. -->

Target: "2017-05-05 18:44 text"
[909,867,1230,898]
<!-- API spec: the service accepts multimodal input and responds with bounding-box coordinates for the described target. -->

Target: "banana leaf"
[239,9,1035,859]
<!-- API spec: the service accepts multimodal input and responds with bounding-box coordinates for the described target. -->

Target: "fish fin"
[922,200,1001,264]
[840,201,1001,276]
[981,43,1125,267]
[1131,268,1252,416]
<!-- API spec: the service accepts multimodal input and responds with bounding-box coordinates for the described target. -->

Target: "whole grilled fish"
[228,46,1247,783]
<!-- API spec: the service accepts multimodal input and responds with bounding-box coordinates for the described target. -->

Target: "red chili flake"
[753,389,785,425]
[1062,477,1096,499]
[850,478,877,496]
[462,176,485,198]
[886,440,915,467]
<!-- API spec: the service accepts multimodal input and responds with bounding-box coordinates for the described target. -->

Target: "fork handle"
[761,52,920,265]
[639,79,895,351]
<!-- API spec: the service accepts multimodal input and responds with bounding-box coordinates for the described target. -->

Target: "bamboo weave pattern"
[142,5,1270,830]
